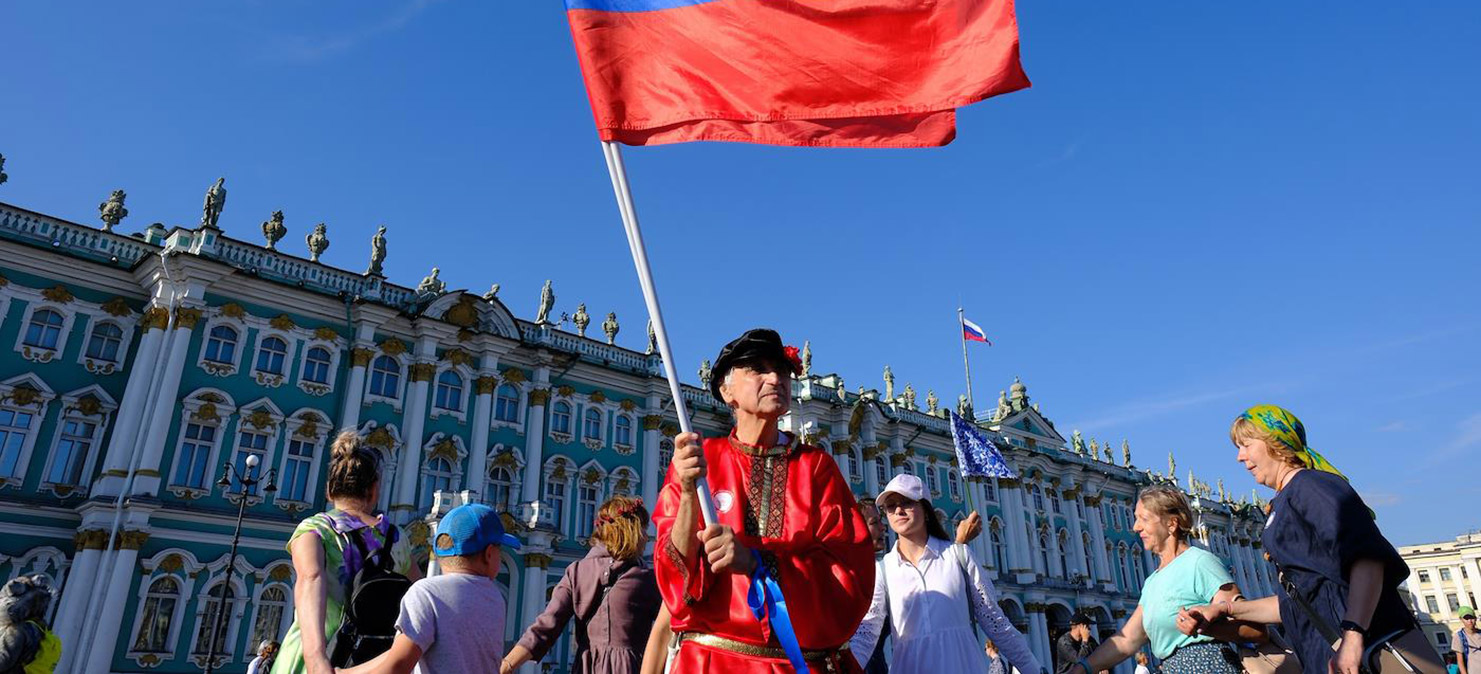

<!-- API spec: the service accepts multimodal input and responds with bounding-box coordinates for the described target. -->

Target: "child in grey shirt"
[339,504,521,674]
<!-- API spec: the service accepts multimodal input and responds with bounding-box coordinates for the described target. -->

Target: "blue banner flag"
[949,411,1017,479]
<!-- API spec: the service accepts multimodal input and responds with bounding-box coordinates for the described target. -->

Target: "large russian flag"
[564,0,1030,148]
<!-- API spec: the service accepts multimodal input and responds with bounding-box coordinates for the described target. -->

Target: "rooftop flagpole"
[601,140,719,528]
[958,307,975,414]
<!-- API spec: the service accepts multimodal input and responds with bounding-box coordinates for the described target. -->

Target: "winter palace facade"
[0,184,1279,674]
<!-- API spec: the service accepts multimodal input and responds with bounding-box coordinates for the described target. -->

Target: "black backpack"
[327,522,412,667]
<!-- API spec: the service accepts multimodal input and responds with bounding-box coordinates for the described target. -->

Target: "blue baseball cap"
[434,504,521,557]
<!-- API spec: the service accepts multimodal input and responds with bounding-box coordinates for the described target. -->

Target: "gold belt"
[676,632,851,668]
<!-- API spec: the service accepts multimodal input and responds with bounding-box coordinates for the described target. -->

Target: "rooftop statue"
[1122,439,1131,467]
[1071,429,1086,456]
[98,189,128,232]
[306,223,330,262]
[602,311,619,345]
[262,210,286,250]
[417,267,446,297]
[483,283,500,301]
[0,153,7,186]
[572,303,590,337]
[367,226,388,276]
[902,383,916,409]
[201,177,227,229]
[535,280,555,324]
[800,340,812,376]
[883,365,894,400]
[698,359,713,388]
[926,389,939,414]
[646,319,657,354]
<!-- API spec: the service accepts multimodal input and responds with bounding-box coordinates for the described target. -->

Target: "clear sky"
[2,1,1477,544]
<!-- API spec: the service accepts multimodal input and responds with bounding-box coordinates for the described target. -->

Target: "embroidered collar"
[727,429,796,457]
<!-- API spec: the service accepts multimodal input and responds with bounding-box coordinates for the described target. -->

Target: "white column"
[1066,492,1088,582]
[1029,607,1052,670]
[131,310,200,496]
[520,366,551,503]
[80,537,145,674]
[640,393,663,508]
[1001,482,1031,575]
[466,362,498,499]
[1088,501,1112,584]
[51,536,104,674]
[392,348,435,523]
[339,344,372,431]
[518,553,552,674]
[92,315,168,496]
[865,456,882,496]
[968,480,990,564]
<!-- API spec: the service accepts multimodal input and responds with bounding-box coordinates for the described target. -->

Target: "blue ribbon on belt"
[747,552,809,674]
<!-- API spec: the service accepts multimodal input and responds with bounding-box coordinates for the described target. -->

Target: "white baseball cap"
[877,473,925,504]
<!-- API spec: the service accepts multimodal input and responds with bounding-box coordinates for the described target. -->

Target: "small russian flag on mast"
[962,317,992,345]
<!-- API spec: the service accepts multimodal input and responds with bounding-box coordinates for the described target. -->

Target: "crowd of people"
[235,329,1450,674]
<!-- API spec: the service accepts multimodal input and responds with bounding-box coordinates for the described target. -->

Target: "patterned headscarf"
[1238,404,1348,481]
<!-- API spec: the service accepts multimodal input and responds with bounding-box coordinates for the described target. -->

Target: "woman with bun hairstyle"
[503,495,662,674]
[272,431,417,674]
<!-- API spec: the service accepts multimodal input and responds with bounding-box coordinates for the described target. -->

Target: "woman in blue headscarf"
[1181,405,1443,674]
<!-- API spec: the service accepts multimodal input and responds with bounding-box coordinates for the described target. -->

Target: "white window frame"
[429,365,473,422]
[947,468,962,501]
[925,462,940,496]
[14,301,79,364]
[575,461,608,542]
[484,444,524,512]
[245,581,293,663]
[419,433,467,510]
[166,390,238,499]
[77,315,138,376]
[226,401,284,503]
[548,399,575,444]
[354,420,402,513]
[127,549,204,666]
[197,316,246,377]
[612,413,635,454]
[0,374,55,489]
[608,466,639,497]
[275,409,329,511]
[542,457,575,535]
[248,329,297,389]
[186,574,248,666]
[491,383,526,430]
[39,386,117,497]
[295,339,341,397]
[364,354,408,410]
[989,519,1006,570]
[579,400,607,451]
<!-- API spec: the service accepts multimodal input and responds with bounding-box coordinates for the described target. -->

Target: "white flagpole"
[958,307,975,414]
[600,141,719,528]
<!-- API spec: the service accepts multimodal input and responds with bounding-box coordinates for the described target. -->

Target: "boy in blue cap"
[339,503,521,674]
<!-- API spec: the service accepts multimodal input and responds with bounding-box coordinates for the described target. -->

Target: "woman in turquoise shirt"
[1065,485,1265,674]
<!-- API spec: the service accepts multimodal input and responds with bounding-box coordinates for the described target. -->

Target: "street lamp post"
[202,453,277,674]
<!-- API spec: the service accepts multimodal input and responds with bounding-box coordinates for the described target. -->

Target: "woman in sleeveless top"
[503,496,662,674]
[272,432,415,674]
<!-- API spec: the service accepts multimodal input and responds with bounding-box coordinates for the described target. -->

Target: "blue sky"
[2,1,1477,544]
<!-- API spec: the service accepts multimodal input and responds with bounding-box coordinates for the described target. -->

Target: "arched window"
[614,415,633,447]
[368,356,400,399]
[280,437,315,502]
[45,416,97,486]
[434,371,464,412]
[204,325,238,364]
[495,385,520,423]
[1038,531,1051,573]
[984,478,997,502]
[659,439,674,469]
[302,347,332,385]
[1119,545,1132,589]
[85,322,124,362]
[847,448,863,484]
[925,466,940,494]
[583,408,602,441]
[421,456,456,508]
[230,428,272,494]
[544,469,568,530]
[192,583,235,655]
[255,336,288,375]
[551,402,573,436]
[248,585,288,653]
[23,309,64,349]
[947,469,961,500]
[1058,529,1070,578]
[132,577,180,653]
[1083,532,1095,579]
[874,457,889,488]
[990,520,1007,570]
[1050,489,1062,514]
[173,422,217,490]
[1030,484,1045,510]
[487,464,515,512]
[1131,548,1145,588]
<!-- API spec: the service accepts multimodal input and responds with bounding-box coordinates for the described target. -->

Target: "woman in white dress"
[851,474,1042,674]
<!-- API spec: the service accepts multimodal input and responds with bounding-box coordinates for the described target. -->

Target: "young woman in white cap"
[850,473,1042,674]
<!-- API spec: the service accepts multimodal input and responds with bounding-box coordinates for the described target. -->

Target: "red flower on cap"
[783,345,803,375]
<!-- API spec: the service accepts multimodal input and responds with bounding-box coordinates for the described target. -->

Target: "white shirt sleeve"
[849,559,890,660]
[958,544,1042,674]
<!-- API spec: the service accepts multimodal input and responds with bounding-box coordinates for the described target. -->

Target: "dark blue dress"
[1263,470,1416,672]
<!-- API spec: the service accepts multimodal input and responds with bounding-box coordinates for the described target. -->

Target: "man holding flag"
[655,329,876,673]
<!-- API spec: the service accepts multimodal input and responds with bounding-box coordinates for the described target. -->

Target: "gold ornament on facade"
[551,460,569,481]
[927,455,938,465]
[173,307,202,330]
[409,363,436,382]
[528,389,550,406]
[365,427,394,450]
[588,390,606,404]
[313,326,339,341]
[475,376,499,395]
[660,423,679,438]
[101,297,132,317]
[525,552,552,569]
[6,385,41,408]
[431,438,458,462]
[493,452,516,468]
[999,477,1021,489]
[116,530,150,550]
[619,399,636,412]
[406,521,430,546]
[443,348,474,367]
[889,454,907,467]
[502,368,526,384]
[74,529,109,550]
[72,395,103,417]
[557,385,575,398]
[642,414,662,431]
[268,565,293,582]
[142,307,171,331]
[582,467,601,485]
[832,439,850,456]
[616,476,631,493]
[269,314,296,330]
[41,285,75,304]
[380,338,408,356]
[351,347,375,367]
[295,415,321,439]
[158,554,184,573]
[443,295,479,328]
[0,273,8,287]
[246,408,275,429]
[218,303,247,319]
[457,329,476,343]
